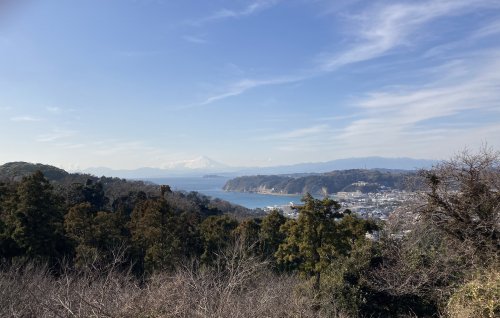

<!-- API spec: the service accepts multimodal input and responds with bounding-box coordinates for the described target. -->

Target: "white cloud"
[319,0,500,71]
[191,75,305,107]
[194,0,500,106]
[332,51,500,158]
[189,0,281,26]
[36,129,76,142]
[46,106,61,114]
[472,19,500,39]
[255,124,343,154]
[10,116,42,122]
[266,125,330,140]
[116,50,161,57]
[182,35,208,44]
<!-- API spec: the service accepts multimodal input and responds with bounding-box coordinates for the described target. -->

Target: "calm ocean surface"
[143,177,303,209]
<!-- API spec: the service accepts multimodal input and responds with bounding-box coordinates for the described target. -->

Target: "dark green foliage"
[67,179,109,211]
[199,215,238,264]
[129,199,185,272]
[0,166,250,274]
[276,194,378,300]
[0,181,25,259]
[64,202,128,269]
[258,209,287,261]
[111,190,148,216]
[277,194,345,290]
[233,218,261,244]
[7,171,67,261]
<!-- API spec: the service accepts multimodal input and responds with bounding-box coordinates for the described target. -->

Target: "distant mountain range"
[78,156,437,179]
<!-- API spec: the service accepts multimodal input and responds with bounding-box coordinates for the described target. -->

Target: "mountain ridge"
[78,156,437,178]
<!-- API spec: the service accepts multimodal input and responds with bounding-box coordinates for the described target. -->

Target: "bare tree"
[0,241,347,317]
[418,146,500,257]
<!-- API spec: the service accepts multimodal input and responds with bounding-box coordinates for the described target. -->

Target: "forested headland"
[223,169,413,195]
[0,150,499,317]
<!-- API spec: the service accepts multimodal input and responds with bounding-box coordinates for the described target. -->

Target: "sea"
[143,177,303,210]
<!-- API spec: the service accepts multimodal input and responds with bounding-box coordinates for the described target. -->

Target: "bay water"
[143,177,303,209]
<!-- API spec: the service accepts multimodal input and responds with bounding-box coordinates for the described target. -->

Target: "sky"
[0,0,499,170]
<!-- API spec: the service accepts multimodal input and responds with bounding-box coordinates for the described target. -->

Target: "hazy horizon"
[0,155,439,173]
[1,0,499,170]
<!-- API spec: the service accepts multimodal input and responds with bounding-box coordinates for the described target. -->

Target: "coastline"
[223,189,304,197]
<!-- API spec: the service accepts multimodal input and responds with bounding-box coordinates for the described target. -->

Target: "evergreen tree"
[233,218,261,253]
[199,215,238,264]
[0,182,21,258]
[64,202,127,268]
[67,179,109,212]
[9,171,66,261]
[259,209,286,262]
[276,194,345,292]
[129,199,184,272]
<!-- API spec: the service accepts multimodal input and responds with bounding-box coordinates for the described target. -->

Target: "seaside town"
[266,187,415,220]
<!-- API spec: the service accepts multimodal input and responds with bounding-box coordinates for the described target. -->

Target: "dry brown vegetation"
[0,243,348,318]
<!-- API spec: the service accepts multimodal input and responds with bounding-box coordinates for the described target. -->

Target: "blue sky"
[0,0,499,170]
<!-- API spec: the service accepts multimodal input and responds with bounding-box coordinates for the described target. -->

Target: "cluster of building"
[332,189,414,220]
[265,188,414,220]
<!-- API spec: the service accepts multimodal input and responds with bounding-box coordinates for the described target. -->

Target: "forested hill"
[0,161,256,218]
[0,161,69,181]
[223,169,414,195]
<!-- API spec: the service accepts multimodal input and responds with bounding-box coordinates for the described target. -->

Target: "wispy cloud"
[116,50,161,58]
[264,125,330,140]
[10,116,42,122]
[472,19,500,39]
[256,124,343,153]
[46,106,61,114]
[190,75,305,108]
[188,0,281,26]
[36,129,76,142]
[319,0,500,71]
[333,51,500,157]
[182,35,208,44]
[194,0,500,106]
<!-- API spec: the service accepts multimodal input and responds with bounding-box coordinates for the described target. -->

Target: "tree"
[67,179,109,212]
[9,171,67,261]
[258,209,286,263]
[129,198,185,272]
[64,202,127,269]
[419,147,500,257]
[199,215,238,264]
[0,181,21,258]
[276,194,346,292]
[365,147,500,316]
[234,218,261,244]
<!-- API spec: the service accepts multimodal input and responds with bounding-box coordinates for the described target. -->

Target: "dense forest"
[0,150,499,317]
[223,169,413,195]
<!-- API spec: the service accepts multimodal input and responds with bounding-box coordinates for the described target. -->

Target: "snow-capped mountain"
[81,156,230,178]
[160,156,228,170]
[80,156,436,179]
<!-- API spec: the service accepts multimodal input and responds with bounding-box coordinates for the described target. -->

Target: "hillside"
[223,169,414,195]
[0,161,69,181]
[0,161,257,218]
